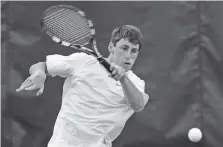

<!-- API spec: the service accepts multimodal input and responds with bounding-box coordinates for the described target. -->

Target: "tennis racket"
[40,5,112,73]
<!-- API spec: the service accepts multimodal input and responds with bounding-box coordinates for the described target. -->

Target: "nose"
[124,51,131,59]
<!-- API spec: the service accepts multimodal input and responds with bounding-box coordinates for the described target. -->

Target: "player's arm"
[16,53,89,95]
[16,62,47,96]
[16,54,75,95]
[29,62,47,75]
[120,76,149,112]
[16,57,72,95]
[110,64,149,112]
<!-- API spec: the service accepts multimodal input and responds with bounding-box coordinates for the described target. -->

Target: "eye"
[132,49,138,53]
[121,47,128,51]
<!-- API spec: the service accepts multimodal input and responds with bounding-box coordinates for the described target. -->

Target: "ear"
[108,42,114,53]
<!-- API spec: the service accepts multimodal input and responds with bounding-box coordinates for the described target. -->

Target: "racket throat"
[97,57,112,73]
[97,56,104,62]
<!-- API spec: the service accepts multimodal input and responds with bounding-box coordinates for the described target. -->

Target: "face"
[109,38,140,71]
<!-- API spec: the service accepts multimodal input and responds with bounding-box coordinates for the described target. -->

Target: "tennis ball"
[188,128,202,142]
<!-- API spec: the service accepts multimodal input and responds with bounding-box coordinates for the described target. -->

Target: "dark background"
[2,1,223,147]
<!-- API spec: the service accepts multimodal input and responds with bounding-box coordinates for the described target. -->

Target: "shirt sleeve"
[127,71,149,106]
[46,52,90,77]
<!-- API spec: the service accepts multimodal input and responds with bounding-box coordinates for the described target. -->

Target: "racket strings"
[45,19,90,42]
[43,8,92,45]
[44,17,90,43]
[44,8,87,28]
[45,9,88,32]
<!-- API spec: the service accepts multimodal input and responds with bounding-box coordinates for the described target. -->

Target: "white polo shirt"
[46,53,148,147]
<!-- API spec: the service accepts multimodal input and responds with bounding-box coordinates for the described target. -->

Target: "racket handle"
[97,57,112,73]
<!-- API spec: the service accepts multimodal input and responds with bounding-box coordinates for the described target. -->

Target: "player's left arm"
[120,75,149,112]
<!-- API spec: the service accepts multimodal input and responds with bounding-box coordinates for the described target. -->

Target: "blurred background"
[2,1,223,147]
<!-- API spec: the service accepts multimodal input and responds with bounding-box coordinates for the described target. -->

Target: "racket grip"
[97,57,112,73]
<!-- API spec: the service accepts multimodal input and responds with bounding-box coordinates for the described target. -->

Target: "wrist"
[120,73,128,82]
[36,70,46,75]
[29,62,46,75]
[32,71,46,80]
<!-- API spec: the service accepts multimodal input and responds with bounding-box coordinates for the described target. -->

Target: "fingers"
[24,85,37,91]
[16,87,24,92]
[21,77,30,86]
[16,84,35,92]
[16,78,33,92]
[36,87,44,96]
[109,64,125,81]
[16,72,46,94]
[109,64,116,75]
[109,64,117,77]
[112,69,121,80]
[114,71,125,81]
[22,81,33,89]
[110,66,117,76]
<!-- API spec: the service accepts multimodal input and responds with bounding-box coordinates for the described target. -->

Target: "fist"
[109,63,126,81]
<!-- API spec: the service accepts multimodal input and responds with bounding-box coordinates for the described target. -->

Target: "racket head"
[40,5,95,48]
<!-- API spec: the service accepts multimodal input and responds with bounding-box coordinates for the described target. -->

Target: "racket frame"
[40,5,111,72]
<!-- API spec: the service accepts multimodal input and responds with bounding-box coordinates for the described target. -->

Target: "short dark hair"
[110,25,144,49]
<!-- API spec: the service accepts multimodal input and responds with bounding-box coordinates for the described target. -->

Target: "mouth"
[124,62,131,66]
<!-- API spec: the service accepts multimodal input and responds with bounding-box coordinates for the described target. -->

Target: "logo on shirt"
[116,82,121,86]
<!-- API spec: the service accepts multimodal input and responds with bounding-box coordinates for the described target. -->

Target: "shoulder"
[127,70,145,92]
[69,52,93,59]
[127,70,144,82]
[67,52,95,63]
[46,52,92,59]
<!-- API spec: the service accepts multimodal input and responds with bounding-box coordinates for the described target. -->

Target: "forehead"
[116,38,140,49]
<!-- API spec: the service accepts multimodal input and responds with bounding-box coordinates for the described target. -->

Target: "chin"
[124,67,131,72]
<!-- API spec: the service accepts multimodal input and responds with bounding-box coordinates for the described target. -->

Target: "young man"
[16,25,149,147]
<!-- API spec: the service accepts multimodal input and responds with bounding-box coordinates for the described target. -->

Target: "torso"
[50,54,135,147]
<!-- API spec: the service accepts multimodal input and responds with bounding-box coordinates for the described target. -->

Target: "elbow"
[131,98,145,112]
[133,93,148,112]
[134,93,150,112]
[132,105,144,112]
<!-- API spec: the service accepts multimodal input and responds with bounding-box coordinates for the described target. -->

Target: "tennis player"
[16,25,149,147]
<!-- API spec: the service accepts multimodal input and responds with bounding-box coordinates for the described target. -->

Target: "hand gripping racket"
[40,5,112,72]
